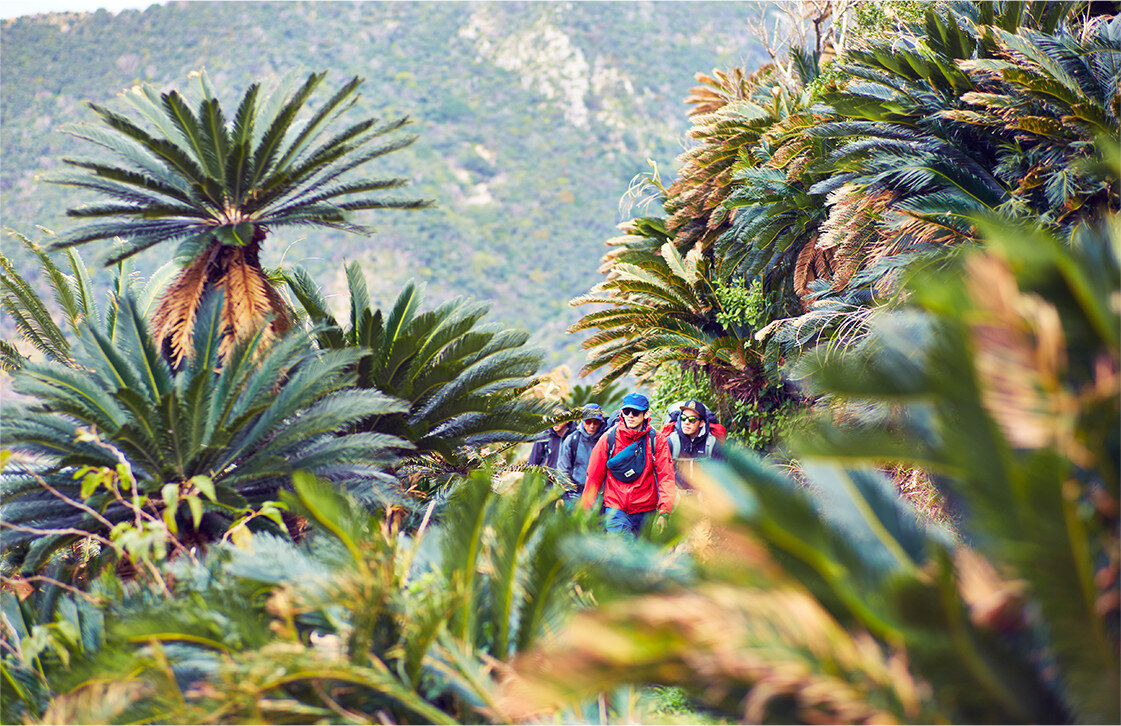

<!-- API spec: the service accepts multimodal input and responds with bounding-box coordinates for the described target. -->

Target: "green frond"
[51,72,427,280]
[0,339,27,371]
[0,248,73,363]
[161,90,221,180]
[271,75,363,175]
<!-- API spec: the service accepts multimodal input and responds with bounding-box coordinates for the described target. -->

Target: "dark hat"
[620,392,650,411]
[681,400,709,420]
[581,403,606,422]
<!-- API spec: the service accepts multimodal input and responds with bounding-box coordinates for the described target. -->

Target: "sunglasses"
[680,415,700,423]
[621,408,646,417]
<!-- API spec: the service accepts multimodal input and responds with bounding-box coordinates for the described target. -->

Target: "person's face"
[582,418,601,435]
[620,407,647,430]
[552,421,569,434]
[680,408,702,436]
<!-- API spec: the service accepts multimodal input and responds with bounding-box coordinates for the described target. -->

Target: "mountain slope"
[1,0,769,370]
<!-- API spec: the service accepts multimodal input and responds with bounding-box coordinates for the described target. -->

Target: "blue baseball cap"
[620,392,649,411]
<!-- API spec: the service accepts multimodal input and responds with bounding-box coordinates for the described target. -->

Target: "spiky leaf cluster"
[3,470,592,724]
[569,219,733,385]
[0,290,411,571]
[506,213,1119,725]
[49,71,430,265]
[285,266,551,464]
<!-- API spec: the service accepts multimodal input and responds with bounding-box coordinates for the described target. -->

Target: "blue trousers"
[604,507,652,537]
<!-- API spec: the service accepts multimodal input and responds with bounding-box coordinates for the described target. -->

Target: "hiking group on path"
[527,392,725,537]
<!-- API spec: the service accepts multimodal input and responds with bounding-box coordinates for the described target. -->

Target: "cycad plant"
[48,71,429,367]
[663,66,774,255]
[285,265,551,472]
[765,2,1118,372]
[501,214,1120,724]
[0,289,410,574]
[782,1,1115,311]
[1,230,183,371]
[955,11,1120,224]
[570,216,798,440]
[4,470,592,724]
[562,378,628,413]
[570,218,724,386]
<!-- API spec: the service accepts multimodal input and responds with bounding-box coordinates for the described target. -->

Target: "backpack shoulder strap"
[607,426,615,454]
[644,428,656,468]
[703,434,717,457]
[666,431,680,458]
[567,430,580,459]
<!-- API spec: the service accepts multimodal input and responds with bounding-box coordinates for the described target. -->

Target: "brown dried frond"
[150,243,220,368]
[215,247,291,361]
[496,581,929,724]
[794,235,835,303]
[150,239,292,369]
[966,254,1088,462]
[891,213,966,249]
[816,184,861,251]
[262,277,293,334]
[769,136,811,169]
[954,546,1026,632]
[819,188,895,251]
[818,189,900,292]
[685,68,753,117]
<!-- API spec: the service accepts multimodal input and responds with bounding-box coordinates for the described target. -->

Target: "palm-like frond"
[47,71,430,364]
[571,228,729,385]
[26,468,592,724]
[438,471,590,664]
[749,4,1117,374]
[664,66,783,255]
[1,231,183,371]
[50,72,428,260]
[503,212,1118,725]
[784,216,1120,722]
[0,289,411,571]
[562,379,628,412]
[0,232,99,369]
[284,267,551,468]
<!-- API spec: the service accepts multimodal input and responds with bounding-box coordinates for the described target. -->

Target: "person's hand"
[653,512,668,534]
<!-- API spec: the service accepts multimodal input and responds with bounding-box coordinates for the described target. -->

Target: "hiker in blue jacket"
[527,407,574,470]
[556,404,607,502]
[666,400,723,493]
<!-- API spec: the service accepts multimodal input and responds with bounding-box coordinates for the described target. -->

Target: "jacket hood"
[577,422,607,442]
[614,420,651,444]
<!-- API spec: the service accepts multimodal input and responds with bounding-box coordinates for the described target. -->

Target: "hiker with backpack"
[527,406,575,470]
[664,400,724,494]
[556,404,608,503]
[580,393,675,537]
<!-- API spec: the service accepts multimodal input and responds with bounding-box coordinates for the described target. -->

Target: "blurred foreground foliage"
[497,216,1120,725]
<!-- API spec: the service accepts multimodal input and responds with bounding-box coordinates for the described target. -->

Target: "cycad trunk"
[150,230,291,368]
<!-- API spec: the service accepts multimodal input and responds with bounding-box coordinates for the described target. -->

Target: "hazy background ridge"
[1,0,769,374]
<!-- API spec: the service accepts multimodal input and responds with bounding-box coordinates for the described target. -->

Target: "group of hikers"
[527,392,725,536]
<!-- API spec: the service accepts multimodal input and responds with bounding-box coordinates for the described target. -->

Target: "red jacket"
[580,421,676,514]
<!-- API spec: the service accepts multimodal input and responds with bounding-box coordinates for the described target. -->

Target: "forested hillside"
[1,0,768,370]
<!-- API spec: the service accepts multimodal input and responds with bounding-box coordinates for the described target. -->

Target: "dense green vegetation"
[576,0,1120,448]
[1,0,770,371]
[1,1,1117,724]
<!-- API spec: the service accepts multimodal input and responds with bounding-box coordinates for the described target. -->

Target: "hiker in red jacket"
[580,392,675,537]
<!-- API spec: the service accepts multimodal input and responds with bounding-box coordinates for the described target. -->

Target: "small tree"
[49,71,430,367]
